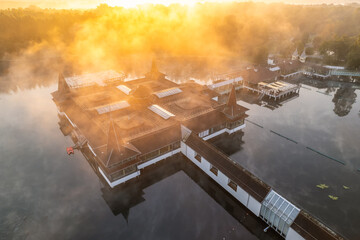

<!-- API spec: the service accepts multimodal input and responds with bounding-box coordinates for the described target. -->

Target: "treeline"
[1,3,360,70]
[320,36,360,70]
[0,6,93,56]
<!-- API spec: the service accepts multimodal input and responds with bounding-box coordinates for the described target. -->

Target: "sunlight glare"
[106,0,226,8]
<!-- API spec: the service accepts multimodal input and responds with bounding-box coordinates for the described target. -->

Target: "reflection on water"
[0,84,280,240]
[216,79,360,240]
[0,56,245,94]
[0,74,359,239]
[98,154,281,240]
[332,87,357,117]
[207,131,244,156]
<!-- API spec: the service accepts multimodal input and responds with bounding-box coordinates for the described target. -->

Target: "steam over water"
[0,64,359,239]
[211,81,360,240]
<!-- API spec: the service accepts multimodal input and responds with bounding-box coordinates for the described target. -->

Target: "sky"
[1,0,360,9]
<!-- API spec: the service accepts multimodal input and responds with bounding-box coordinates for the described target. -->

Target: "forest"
[1,2,360,74]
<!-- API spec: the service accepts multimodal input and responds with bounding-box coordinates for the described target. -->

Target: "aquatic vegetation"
[343,185,350,190]
[328,195,338,200]
[316,184,329,189]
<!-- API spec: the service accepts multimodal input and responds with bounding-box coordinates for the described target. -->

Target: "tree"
[305,47,314,55]
[346,46,360,70]
[252,46,269,65]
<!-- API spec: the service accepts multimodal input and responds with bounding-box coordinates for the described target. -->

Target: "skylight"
[153,88,182,98]
[116,85,132,95]
[148,104,175,119]
[96,101,130,114]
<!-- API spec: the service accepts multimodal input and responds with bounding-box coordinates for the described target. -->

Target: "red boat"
[66,147,74,155]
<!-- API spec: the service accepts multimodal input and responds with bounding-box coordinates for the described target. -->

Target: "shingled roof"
[222,86,249,119]
[104,120,140,168]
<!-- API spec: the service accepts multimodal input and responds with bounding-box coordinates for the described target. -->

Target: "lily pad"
[328,195,338,200]
[316,184,329,189]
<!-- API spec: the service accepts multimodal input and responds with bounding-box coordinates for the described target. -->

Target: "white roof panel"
[148,105,175,119]
[116,85,132,95]
[269,66,280,72]
[154,88,182,98]
[65,70,125,88]
[208,77,243,89]
[96,101,130,114]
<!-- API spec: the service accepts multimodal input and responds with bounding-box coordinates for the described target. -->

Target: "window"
[124,165,136,175]
[146,150,160,160]
[228,179,237,191]
[159,145,170,154]
[172,141,180,149]
[210,165,218,176]
[227,119,244,129]
[199,130,209,137]
[111,169,125,181]
[194,153,201,162]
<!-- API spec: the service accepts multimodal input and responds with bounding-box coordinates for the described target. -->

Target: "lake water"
[0,77,359,240]
[0,83,279,240]
[211,79,360,240]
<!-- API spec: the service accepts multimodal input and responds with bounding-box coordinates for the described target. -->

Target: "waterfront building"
[292,49,299,61]
[299,49,307,63]
[53,61,343,240]
[52,61,248,187]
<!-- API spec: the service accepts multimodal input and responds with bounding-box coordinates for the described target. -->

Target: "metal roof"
[148,105,175,119]
[330,70,360,77]
[96,101,130,114]
[116,85,132,95]
[269,66,280,72]
[258,81,298,92]
[153,88,182,98]
[65,70,125,88]
[208,77,243,89]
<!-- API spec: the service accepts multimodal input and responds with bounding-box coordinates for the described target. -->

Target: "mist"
[1,2,360,92]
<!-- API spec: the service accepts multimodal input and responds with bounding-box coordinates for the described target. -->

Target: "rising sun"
[106,0,223,8]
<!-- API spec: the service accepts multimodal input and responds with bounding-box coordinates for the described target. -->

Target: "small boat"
[66,147,74,155]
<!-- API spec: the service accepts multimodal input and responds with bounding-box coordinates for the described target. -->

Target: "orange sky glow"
[1,0,359,9]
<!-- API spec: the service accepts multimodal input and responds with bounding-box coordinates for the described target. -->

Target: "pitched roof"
[104,120,140,168]
[107,120,122,153]
[185,133,270,202]
[145,59,166,81]
[151,59,158,73]
[58,73,70,94]
[242,67,280,84]
[222,86,249,119]
[292,48,299,57]
[182,110,229,133]
[300,49,306,58]
[227,85,237,107]
[130,124,181,155]
[291,211,344,240]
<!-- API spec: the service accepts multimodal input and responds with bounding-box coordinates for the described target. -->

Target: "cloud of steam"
[0,42,67,93]
[1,2,360,92]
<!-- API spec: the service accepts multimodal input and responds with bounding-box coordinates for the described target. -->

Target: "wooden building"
[53,61,344,240]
